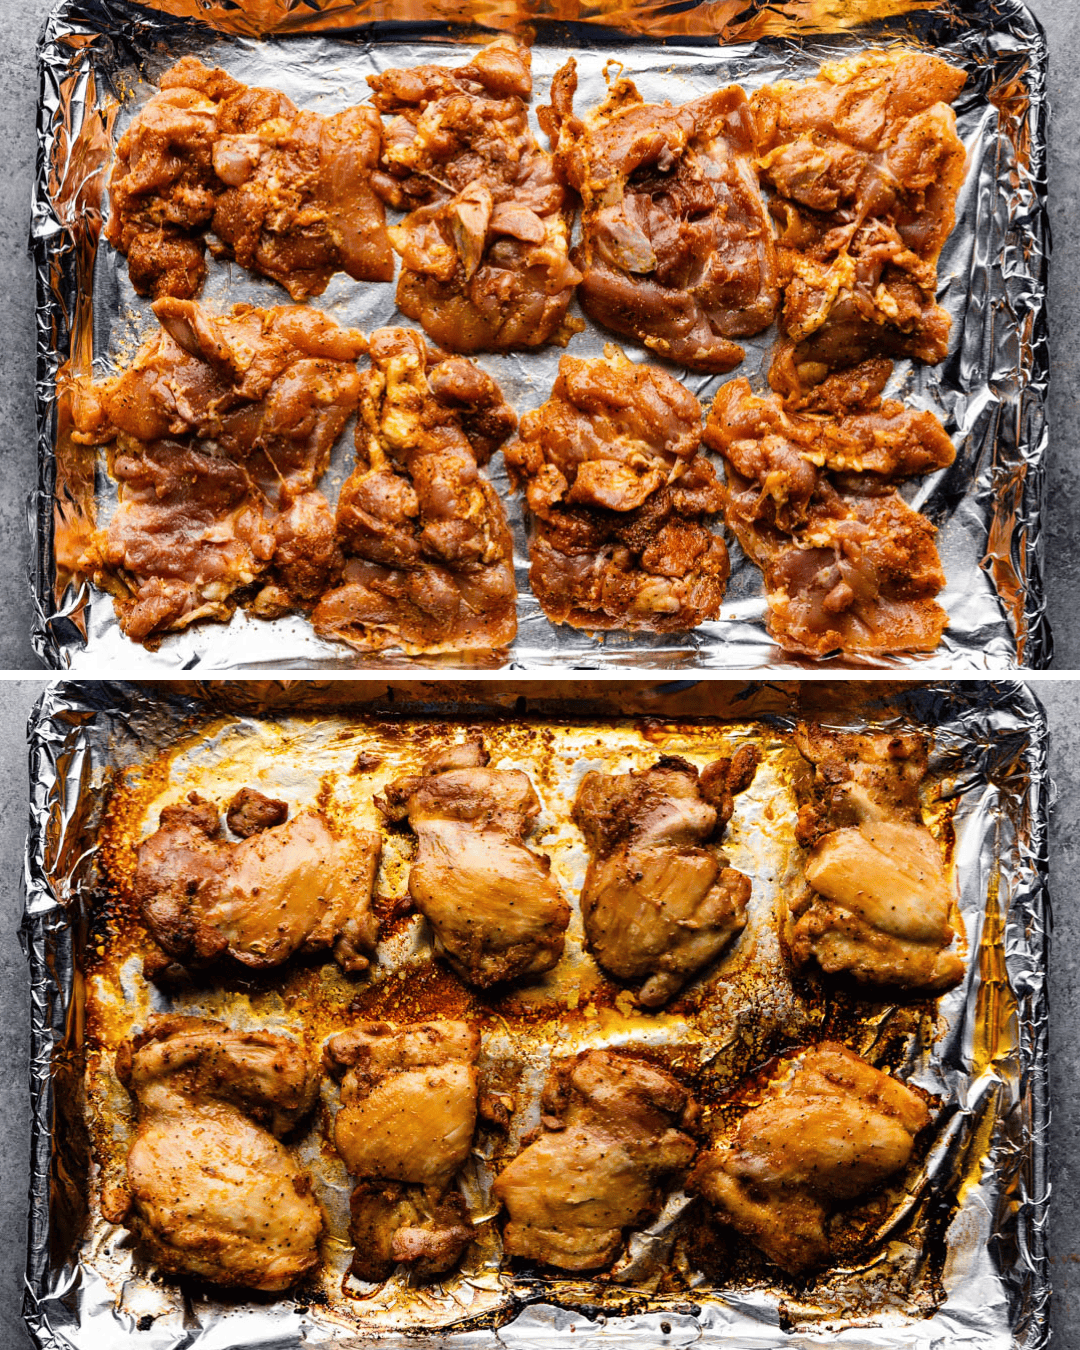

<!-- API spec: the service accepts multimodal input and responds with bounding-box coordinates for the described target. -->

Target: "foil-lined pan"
[30,0,1050,670]
[20,679,1051,1348]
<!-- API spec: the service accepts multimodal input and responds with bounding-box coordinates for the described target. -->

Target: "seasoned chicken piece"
[133,791,381,975]
[573,749,758,1006]
[312,327,518,654]
[376,739,570,986]
[107,55,392,300]
[494,1050,697,1270]
[70,298,366,640]
[692,1042,930,1273]
[103,1016,322,1290]
[504,346,728,632]
[788,725,964,992]
[369,38,581,352]
[752,51,966,396]
[324,1020,479,1281]
[541,62,778,371]
[704,377,953,656]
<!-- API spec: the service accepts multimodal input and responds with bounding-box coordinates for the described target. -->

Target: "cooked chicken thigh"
[494,1050,698,1270]
[752,51,966,397]
[107,55,392,300]
[324,1020,479,1281]
[70,297,366,639]
[692,1042,930,1273]
[573,749,758,1006]
[369,38,581,352]
[133,790,380,975]
[542,63,778,371]
[504,346,729,632]
[311,326,518,654]
[376,739,570,987]
[103,1016,323,1290]
[789,725,964,992]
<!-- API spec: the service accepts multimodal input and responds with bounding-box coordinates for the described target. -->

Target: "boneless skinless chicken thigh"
[542,61,779,371]
[494,1050,698,1270]
[692,1042,930,1273]
[789,725,964,992]
[103,1016,323,1290]
[107,55,393,300]
[70,298,366,640]
[324,1020,480,1281]
[573,747,759,1006]
[504,346,729,632]
[376,739,570,987]
[132,788,381,977]
[368,37,582,352]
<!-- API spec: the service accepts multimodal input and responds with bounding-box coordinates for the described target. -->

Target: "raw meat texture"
[704,376,954,656]
[788,725,964,992]
[369,38,581,352]
[133,790,381,975]
[573,749,758,1006]
[504,345,729,632]
[312,327,518,654]
[376,738,571,987]
[752,51,966,395]
[104,1016,322,1290]
[541,61,778,371]
[107,55,392,300]
[692,1042,930,1273]
[324,1020,479,1281]
[70,298,367,640]
[493,1050,698,1270]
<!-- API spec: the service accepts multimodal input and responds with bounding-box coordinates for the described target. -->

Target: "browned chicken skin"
[324,1020,479,1281]
[133,790,381,976]
[107,55,392,301]
[103,1016,323,1290]
[311,326,518,654]
[369,38,581,352]
[376,739,570,987]
[704,375,954,656]
[505,345,729,632]
[692,1042,930,1274]
[542,62,778,371]
[70,298,367,640]
[752,51,966,396]
[494,1050,698,1270]
[573,749,758,1006]
[788,725,965,992]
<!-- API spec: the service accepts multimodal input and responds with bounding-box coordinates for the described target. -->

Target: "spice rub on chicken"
[752,51,967,397]
[504,345,729,632]
[542,62,778,372]
[573,748,759,1007]
[704,374,955,656]
[132,789,381,977]
[324,1020,479,1282]
[494,1050,698,1270]
[788,724,964,993]
[376,738,570,987]
[692,1042,930,1274]
[368,37,581,353]
[107,55,392,301]
[103,1016,323,1290]
[70,298,366,641]
[311,327,518,654]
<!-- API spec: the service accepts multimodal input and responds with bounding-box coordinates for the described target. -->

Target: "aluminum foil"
[30,0,1050,671]
[20,679,1050,1349]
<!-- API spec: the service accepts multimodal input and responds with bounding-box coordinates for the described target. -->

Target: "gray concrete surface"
[0,2,1078,668]
[0,678,1073,1347]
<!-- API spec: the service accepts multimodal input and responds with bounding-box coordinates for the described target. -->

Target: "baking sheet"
[30,0,1051,670]
[20,679,1051,1349]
